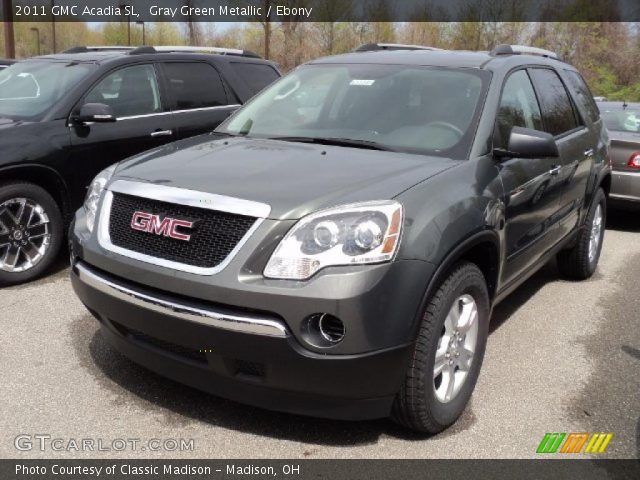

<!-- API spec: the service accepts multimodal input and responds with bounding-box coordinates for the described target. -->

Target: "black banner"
[2,459,640,480]
[2,0,640,23]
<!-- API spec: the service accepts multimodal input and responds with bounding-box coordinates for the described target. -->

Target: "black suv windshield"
[0,61,96,119]
[217,64,489,158]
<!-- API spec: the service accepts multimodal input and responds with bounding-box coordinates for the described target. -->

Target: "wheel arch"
[0,164,71,220]
[411,230,501,339]
[599,172,611,197]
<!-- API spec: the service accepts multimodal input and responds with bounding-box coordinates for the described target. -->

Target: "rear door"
[159,61,239,140]
[69,63,176,196]
[497,69,566,285]
[529,68,593,240]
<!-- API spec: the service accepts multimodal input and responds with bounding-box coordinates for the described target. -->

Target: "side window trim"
[528,66,584,138]
[171,104,241,115]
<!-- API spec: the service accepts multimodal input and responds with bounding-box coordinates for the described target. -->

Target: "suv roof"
[312,43,566,71]
[26,45,265,65]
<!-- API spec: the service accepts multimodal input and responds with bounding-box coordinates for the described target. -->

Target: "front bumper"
[70,204,435,419]
[610,169,640,208]
[71,260,414,420]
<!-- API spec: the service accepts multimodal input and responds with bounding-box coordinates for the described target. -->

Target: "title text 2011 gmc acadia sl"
[70,44,611,433]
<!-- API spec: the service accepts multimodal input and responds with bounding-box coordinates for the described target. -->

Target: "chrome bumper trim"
[109,180,272,218]
[74,262,289,338]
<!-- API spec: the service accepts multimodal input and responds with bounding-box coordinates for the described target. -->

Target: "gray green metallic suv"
[70,44,611,433]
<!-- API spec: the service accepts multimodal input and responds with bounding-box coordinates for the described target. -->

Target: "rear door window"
[163,62,228,110]
[564,70,600,124]
[230,62,279,94]
[529,68,580,136]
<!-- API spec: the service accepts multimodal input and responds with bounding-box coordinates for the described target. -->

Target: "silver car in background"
[598,101,640,209]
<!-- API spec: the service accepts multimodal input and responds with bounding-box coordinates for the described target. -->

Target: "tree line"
[2,20,639,101]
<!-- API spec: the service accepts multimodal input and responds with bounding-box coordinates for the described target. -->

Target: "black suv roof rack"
[62,46,135,53]
[490,44,560,60]
[131,45,261,58]
[354,43,441,52]
[63,45,261,59]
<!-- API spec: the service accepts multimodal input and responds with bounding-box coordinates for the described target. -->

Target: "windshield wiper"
[268,136,396,152]
[213,131,237,137]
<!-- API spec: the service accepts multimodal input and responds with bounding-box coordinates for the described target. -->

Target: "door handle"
[549,165,561,176]
[584,148,594,157]
[150,129,173,137]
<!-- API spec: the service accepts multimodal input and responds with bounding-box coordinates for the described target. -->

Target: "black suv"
[0,46,279,285]
[70,44,610,433]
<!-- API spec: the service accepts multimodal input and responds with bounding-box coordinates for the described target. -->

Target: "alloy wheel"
[0,198,51,273]
[588,204,603,264]
[433,294,479,403]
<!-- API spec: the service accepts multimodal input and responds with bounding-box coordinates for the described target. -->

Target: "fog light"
[302,313,345,347]
[318,314,345,343]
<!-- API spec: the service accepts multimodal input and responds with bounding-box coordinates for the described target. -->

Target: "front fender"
[396,155,504,266]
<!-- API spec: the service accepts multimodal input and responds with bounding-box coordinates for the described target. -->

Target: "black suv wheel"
[393,262,490,433]
[0,182,63,286]
[557,188,606,280]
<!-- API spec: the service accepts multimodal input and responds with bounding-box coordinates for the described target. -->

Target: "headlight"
[84,164,116,232]
[264,201,403,280]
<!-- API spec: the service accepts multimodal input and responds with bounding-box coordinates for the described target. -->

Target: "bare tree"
[184,0,202,45]
[316,0,352,54]
[280,0,310,70]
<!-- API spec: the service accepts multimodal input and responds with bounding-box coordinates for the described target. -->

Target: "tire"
[0,182,63,286]
[392,262,490,433]
[556,188,606,280]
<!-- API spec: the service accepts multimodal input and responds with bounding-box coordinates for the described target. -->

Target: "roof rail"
[128,46,157,55]
[140,46,261,58]
[354,43,441,52]
[62,45,261,59]
[490,44,559,60]
[62,46,135,53]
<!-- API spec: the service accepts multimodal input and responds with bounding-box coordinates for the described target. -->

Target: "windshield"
[217,64,489,158]
[600,105,640,133]
[0,61,96,119]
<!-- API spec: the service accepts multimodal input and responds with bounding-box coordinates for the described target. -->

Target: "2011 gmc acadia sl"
[69,44,611,433]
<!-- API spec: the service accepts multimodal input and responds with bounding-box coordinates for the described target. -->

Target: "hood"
[114,135,458,220]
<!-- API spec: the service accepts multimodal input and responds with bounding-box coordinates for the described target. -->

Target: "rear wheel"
[557,188,606,280]
[0,182,63,286]
[392,262,490,433]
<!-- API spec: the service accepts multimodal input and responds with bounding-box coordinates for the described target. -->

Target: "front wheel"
[392,262,490,433]
[556,188,606,280]
[0,182,63,286]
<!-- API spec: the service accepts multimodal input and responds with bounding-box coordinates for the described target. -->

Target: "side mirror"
[494,126,559,159]
[73,103,116,124]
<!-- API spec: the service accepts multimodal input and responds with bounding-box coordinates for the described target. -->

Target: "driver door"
[68,63,175,205]
[497,69,564,286]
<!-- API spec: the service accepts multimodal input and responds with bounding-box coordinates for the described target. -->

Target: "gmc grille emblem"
[130,211,193,241]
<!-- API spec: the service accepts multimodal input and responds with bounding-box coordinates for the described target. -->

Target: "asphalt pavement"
[1,210,638,459]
